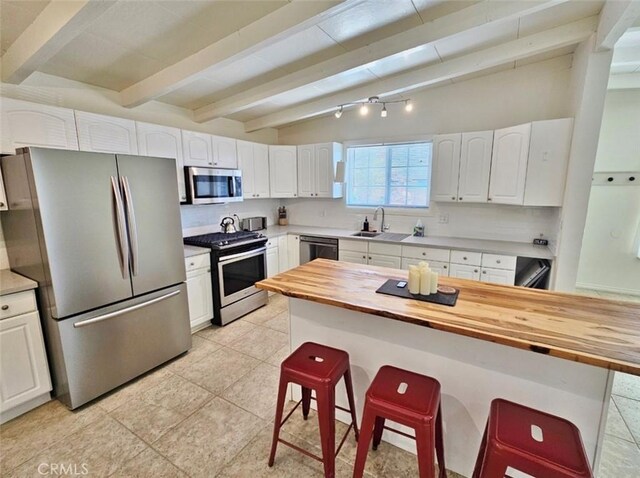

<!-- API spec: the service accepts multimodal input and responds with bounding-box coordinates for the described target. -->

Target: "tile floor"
[1,291,638,477]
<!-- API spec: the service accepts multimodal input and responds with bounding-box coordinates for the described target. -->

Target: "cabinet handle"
[463,256,467,260]
[496,260,501,264]
[369,256,372,260]
[207,268,211,272]
[487,198,492,201]
[482,270,487,274]
[181,196,186,200]
[459,197,463,200]
[452,196,456,200]
[443,265,447,269]
[294,194,297,197]
[422,252,426,256]
[0,202,4,207]
[190,262,195,266]
[474,269,478,273]
[362,255,366,259]
[1,305,8,311]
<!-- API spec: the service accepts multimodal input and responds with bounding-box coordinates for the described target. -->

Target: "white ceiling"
[1,0,619,129]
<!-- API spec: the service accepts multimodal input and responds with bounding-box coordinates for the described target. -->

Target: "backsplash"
[180,199,282,236]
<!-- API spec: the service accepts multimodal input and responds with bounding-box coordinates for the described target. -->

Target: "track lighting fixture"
[381,104,387,118]
[334,106,343,118]
[359,103,369,116]
[333,96,412,119]
[405,100,413,112]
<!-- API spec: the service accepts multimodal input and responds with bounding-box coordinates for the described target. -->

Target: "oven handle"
[218,246,267,263]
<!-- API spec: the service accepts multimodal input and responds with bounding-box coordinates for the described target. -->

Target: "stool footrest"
[383,425,416,441]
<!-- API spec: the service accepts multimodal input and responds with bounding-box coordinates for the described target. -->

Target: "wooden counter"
[256,259,640,376]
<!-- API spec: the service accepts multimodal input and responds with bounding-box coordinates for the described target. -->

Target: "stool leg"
[476,449,507,478]
[301,386,312,420]
[316,386,336,478]
[471,424,489,478]
[415,424,436,478]
[435,404,446,478]
[372,416,385,450]
[268,376,289,467]
[353,406,376,478]
[343,368,360,441]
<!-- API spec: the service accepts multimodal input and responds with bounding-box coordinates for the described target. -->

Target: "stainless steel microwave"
[185,167,243,204]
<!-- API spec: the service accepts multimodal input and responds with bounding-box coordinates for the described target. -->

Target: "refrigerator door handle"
[121,176,139,276]
[111,176,129,279]
[73,290,181,328]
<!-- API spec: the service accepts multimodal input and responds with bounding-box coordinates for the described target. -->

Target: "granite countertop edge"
[0,269,38,296]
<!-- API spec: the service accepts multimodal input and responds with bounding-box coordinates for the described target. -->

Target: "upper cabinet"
[431,134,461,202]
[458,131,493,203]
[297,142,343,198]
[182,130,213,167]
[211,135,238,169]
[136,122,186,202]
[488,123,531,205]
[1,98,79,154]
[75,111,138,154]
[238,140,270,199]
[269,145,298,198]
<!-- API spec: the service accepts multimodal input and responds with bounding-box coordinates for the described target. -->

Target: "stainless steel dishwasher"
[299,236,338,264]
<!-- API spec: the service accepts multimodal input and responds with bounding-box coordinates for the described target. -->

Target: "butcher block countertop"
[256,259,640,376]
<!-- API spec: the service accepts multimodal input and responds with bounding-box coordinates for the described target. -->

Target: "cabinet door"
[1,98,79,154]
[253,143,270,198]
[340,250,368,264]
[368,254,401,269]
[211,135,237,169]
[449,263,481,281]
[489,124,531,205]
[315,143,334,198]
[278,236,289,272]
[480,267,515,285]
[458,131,492,203]
[75,111,138,154]
[287,234,300,268]
[266,247,279,277]
[136,122,186,202]
[182,130,213,167]
[186,269,213,329]
[237,140,256,197]
[297,145,315,197]
[431,133,461,202]
[269,146,298,198]
[524,118,573,207]
[401,258,448,276]
[0,311,52,412]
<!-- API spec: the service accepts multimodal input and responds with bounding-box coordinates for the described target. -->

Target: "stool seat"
[282,342,349,384]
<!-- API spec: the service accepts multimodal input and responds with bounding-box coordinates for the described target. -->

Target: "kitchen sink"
[351,231,381,237]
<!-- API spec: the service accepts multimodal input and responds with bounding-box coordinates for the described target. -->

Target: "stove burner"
[184,231,265,250]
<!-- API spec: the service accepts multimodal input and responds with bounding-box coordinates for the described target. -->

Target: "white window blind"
[346,142,432,208]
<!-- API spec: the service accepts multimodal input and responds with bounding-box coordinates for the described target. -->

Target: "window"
[346,142,432,208]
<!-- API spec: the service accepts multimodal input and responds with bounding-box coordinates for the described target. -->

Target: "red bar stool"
[472,398,593,478]
[353,365,446,478]
[268,342,359,478]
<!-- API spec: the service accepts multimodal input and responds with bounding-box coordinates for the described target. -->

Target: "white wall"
[278,56,572,244]
[181,199,282,236]
[576,89,640,294]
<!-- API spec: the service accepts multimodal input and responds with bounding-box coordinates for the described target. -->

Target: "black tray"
[375,279,459,307]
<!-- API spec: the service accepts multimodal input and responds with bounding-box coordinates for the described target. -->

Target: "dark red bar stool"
[353,365,446,478]
[472,398,593,478]
[268,342,359,478]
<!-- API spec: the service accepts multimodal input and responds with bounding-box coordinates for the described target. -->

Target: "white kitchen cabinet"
[489,123,531,205]
[266,239,279,278]
[278,236,289,272]
[458,131,493,203]
[340,250,368,264]
[449,263,481,281]
[401,258,449,276]
[296,143,342,198]
[401,245,450,263]
[75,111,138,154]
[480,267,516,285]
[182,130,213,167]
[297,144,315,198]
[368,254,401,269]
[136,122,186,202]
[238,140,270,199]
[1,98,79,154]
[523,118,573,207]
[211,135,238,169]
[0,290,52,424]
[431,133,461,202]
[287,234,300,269]
[270,146,298,198]
[185,254,213,331]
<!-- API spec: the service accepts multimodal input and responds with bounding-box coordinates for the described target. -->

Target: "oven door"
[217,247,266,307]
[187,167,243,204]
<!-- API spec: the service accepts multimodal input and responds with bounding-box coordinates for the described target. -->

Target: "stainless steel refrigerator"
[1,147,191,409]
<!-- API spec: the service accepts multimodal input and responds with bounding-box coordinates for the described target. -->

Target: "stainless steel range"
[184,231,268,325]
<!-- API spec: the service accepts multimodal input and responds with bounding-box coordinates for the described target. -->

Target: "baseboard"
[0,392,51,424]
[575,282,640,296]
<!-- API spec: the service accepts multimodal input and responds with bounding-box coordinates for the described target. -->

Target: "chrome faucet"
[373,206,389,232]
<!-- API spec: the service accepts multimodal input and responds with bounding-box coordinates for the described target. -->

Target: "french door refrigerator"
[1,147,191,409]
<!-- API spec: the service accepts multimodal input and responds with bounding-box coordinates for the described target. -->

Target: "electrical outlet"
[438,214,449,224]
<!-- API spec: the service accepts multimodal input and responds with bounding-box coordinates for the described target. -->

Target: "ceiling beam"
[244,16,598,132]
[1,0,116,84]
[195,0,569,123]
[119,0,362,108]
[595,0,640,51]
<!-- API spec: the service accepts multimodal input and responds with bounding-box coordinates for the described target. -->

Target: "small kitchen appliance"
[242,216,267,231]
[185,166,242,204]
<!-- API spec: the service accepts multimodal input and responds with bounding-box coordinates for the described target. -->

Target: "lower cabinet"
[368,254,401,269]
[288,234,300,269]
[480,267,516,285]
[0,290,52,424]
[401,258,450,277]
[340,250,368,264]
[278,236,289,272]
[449,263,481,281]
[185,254,213,331]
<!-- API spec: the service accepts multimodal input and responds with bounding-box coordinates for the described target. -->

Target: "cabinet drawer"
[339,239,368,253]
[266,238,278,249]
[185,253,210,272]
[368,242,401,256]
[450,250,482,266]
[401,246,450,262]
[401,258,449,276]
[481,253,516,271]
[0,291,37,320]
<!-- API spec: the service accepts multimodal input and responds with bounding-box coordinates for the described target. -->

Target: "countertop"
[256,259,640,376]
[0,269,38,296]
[184,245,210,258]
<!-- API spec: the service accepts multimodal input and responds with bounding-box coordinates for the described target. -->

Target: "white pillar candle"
[430,271,438,294]
[420,267,431,295]
[419,261,429,270]
[408,266,420,294]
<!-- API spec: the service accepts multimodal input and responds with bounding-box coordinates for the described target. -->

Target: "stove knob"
[218,242,224,246]
[224,241,229,245]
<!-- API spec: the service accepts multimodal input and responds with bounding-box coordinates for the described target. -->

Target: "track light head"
[405,100,413,112]
[381,104,387,118]
[334,106,343,118]
[359,103,369,116]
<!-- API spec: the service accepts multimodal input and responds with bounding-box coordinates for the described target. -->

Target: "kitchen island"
[256,259,640,476]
